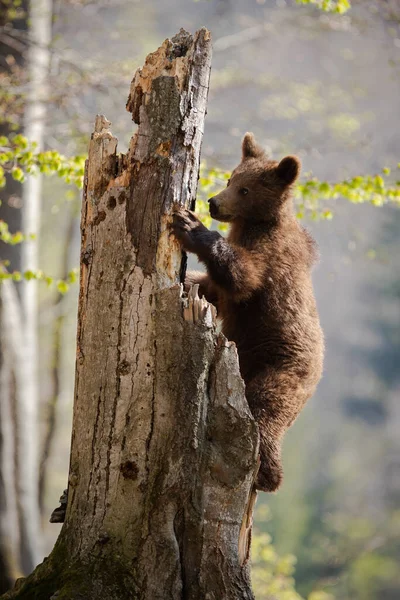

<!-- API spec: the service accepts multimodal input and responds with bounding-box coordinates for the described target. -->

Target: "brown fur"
[172,133,324,492]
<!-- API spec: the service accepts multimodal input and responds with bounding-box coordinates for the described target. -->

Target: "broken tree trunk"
[2,28,259,600]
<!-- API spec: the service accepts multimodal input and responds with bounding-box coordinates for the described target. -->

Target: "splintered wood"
[183,284,217,325]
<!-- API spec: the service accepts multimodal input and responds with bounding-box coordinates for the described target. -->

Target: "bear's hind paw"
[255,465,283,493]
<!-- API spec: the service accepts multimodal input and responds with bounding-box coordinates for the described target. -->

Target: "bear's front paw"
[171,208,208,254]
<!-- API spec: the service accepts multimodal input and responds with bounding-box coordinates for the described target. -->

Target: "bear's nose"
[208,197,218,216]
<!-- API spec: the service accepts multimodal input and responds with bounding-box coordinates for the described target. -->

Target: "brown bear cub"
[172,133,324,492]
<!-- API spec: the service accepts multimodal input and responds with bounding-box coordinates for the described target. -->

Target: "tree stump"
[2,28,259,600]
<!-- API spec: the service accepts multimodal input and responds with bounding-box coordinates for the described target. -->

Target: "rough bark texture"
[1,29,259,600]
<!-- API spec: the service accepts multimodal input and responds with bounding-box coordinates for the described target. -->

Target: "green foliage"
[251,525,335,600]
[252,532,304,600]
[0,135,84,289]
[296,0,351,13]
[0,134,86,190]
[197,163,400,224]
[348,553,399,600]
[0,220,35,245]
[197,164,230,231]
[1,148,399,291]
[295,166,400,220]
[0,0,26,21]
[252,506,334,600]
[0,265,79,293]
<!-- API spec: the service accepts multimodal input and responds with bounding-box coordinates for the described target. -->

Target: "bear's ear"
[276,155,301,185]
[242,132,265,161]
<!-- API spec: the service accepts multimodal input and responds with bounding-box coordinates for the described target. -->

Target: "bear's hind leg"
[245,370,299,492]
[248,409,284,492]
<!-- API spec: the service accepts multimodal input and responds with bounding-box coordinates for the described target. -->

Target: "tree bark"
[1,28,259,600]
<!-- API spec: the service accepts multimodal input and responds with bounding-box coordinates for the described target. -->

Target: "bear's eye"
[227,178,231,187]
[240,188,249,196]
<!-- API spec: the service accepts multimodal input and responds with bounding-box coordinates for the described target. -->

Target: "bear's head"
[208,133,301,223]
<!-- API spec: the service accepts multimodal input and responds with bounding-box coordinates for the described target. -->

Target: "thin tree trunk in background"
[38,210,76,515]
[0,0,26,274]
[2,29,259,599]
[0,280,26,591]
[0,345,19,594]
[18,0,52,572]
[0,1,28,587]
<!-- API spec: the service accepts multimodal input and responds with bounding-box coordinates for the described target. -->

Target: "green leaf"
[11,166,24,182]
[12,134,28,149]
[67,268,79,284]
[319,182,330,194]
[296,0,351,13]
[57,280,69,294]
[23,269,36,280]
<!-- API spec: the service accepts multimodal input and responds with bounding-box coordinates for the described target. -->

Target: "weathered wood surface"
[2,28,259,600]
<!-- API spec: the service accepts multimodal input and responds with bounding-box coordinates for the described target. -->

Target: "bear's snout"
[208,196,219,218]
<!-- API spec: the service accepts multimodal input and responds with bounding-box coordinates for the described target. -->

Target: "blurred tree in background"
[1,0,400,598]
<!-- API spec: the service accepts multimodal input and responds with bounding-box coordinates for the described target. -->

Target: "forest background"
[0,0,399,599]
